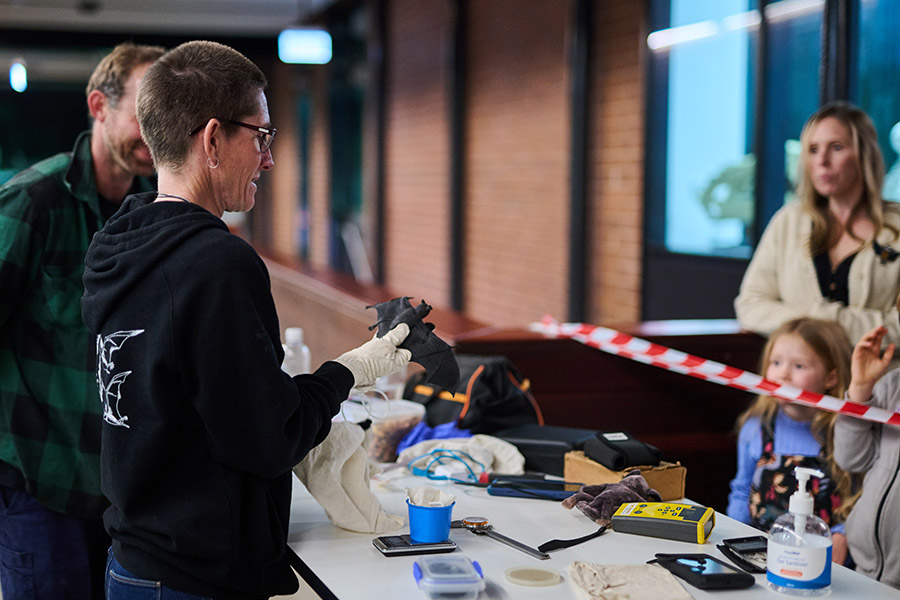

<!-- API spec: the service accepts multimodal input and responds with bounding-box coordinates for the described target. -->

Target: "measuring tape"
[530,316,900,427]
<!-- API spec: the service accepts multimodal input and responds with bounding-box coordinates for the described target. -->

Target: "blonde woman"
[726,318,860,565]
[735,102,900,353]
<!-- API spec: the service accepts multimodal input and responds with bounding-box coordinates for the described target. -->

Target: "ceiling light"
[278,28,332,64]
[9,60,26,92]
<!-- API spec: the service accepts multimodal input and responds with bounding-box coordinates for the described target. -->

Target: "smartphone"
[718,535,768,573]
[486,479,582,501]
[372,534,457,557]
[652,553,756,589]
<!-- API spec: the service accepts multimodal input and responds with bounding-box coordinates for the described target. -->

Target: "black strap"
[537,526,606,553]
[286,545,340,600]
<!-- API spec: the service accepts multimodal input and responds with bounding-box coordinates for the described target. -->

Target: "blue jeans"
[0,484,108,600]
[105,551,213,600]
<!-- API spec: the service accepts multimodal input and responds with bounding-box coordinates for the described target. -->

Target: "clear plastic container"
[338,397,425,462]
[375,363,408,401]
[413,555,484,600]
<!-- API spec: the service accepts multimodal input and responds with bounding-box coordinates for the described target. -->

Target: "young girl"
[834,324,900,588]
[727,317,859,565]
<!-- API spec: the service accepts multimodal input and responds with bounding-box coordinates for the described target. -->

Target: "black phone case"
[723,535,768,553]
[372,535,457,557]
[717,544,766,574]
[718,535,768,573]
[653,553,756,589]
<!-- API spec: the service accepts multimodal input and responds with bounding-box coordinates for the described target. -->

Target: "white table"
[287,471,900,599]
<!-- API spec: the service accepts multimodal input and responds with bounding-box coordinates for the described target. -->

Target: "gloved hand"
[333,323,412,390]
[561,469,661,526]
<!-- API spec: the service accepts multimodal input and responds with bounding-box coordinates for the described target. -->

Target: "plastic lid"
[414,555,485,596]
[285,327,304,345]
[504,566,561,587]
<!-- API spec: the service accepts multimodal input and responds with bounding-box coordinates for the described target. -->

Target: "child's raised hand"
[849,325,894,403]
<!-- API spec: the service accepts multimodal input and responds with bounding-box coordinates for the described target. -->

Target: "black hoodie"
[82,192,352,599]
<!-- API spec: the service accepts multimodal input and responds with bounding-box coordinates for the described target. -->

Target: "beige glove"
[333,323,412,391]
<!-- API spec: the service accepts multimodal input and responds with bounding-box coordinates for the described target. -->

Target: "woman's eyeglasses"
[189,119,276,152]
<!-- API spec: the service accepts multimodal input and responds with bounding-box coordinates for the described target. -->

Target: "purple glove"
[561,470,662,526]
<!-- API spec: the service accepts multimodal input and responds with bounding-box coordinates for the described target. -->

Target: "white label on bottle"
[767,539,831,584]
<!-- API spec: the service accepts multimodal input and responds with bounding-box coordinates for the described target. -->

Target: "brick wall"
[269,61,301,257]
[589,0,645,324]
[382,0,646,327]
[267,65,331,269]
[463,1,570,326]
[384,0,453,303]
[307,67,332,269]
[268,0,647,329]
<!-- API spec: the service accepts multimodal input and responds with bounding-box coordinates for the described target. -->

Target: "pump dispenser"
[767,467,832,596]
[282,327,311,376]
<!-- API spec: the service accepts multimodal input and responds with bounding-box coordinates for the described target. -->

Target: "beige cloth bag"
[566,562,692,600]
[293,421,404,533]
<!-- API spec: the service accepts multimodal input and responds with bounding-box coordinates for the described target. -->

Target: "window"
[658,0,758,258]
[647,0,823,260]
[857,0,900,202]
[643,0,827,319]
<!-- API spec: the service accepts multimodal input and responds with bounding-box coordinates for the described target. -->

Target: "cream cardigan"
[735,200,900,347]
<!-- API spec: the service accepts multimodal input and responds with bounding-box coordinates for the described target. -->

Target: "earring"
[207,157,219,169]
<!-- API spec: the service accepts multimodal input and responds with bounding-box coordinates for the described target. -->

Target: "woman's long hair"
[735,317,860,521]
[795,101,898,255]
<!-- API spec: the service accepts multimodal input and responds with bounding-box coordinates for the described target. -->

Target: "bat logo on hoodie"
[96,329,145,428]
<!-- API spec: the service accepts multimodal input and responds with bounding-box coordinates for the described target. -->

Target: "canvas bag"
[403,354,543,434]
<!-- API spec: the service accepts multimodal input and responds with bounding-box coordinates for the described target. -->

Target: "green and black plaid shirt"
[0,132,152,518]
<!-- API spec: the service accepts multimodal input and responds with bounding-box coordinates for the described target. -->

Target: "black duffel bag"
[403,354,543,434]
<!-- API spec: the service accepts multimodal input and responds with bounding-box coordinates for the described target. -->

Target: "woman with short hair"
[82,40,410,600]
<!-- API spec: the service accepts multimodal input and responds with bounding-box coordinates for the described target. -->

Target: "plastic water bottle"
[282,327,311,376]
[767,467,832,596]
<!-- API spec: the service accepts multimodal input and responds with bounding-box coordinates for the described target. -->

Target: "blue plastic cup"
[407,499,455,543]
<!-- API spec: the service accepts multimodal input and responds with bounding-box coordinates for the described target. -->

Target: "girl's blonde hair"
[735,317,860,521]
[795,101,899,255]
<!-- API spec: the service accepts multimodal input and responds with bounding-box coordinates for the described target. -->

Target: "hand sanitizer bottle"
[282,327,311,376]
[767,467,832,595]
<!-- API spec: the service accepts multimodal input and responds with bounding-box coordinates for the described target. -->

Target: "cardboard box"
[564,451,686,501]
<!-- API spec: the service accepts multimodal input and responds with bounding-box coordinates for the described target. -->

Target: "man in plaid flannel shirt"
[0,43,164,600]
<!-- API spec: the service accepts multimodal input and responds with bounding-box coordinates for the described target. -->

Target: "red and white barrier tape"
[530,316,900,427]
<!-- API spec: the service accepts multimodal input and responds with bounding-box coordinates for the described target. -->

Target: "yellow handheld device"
[611,502,715,544]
